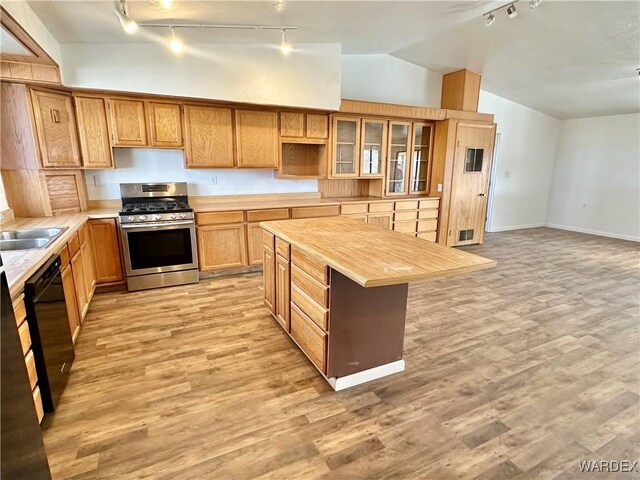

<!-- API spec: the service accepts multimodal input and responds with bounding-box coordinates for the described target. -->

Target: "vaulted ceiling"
[25,0,640,119]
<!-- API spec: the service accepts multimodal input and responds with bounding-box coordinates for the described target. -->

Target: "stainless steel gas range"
[119,182,199,291]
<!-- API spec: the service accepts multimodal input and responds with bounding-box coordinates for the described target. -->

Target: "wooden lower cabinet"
[81,241,96,305]
[61,264,80,343]
[88,219,124,284]
[290,304,326,373]
[367,212,392,229]
[197,224,247,271]
[247,223,264,266]
[263,246,276,314]
[71,248,89,322]
[275,252,290,331]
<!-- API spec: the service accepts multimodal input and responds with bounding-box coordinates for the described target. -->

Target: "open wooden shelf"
[278,142,327,179]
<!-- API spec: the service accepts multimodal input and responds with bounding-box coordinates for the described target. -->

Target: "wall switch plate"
[437,183,443,192]
[209,175,217,185]
[505,170,511,178]
[93,175,104,186]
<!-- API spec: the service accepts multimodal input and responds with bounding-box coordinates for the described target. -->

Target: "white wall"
[546,113,640,241]
[84,149,317,200]
[0,0,62,63]
[61,43,341,110]
[341,54,442,107]
[478,90,561,232]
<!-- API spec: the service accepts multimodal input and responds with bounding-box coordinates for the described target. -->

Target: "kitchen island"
[261,216,496,390]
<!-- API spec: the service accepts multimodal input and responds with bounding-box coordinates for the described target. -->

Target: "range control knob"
[152,214,162,221]
[179,213,187,219]
[170,213,177,220]
[138,215,147,221]
[127,216,135,222]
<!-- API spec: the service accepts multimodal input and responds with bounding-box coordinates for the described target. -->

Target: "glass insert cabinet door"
[386,122,411,195]
[360,119,386,177]
[410,123,433,193]
[332,116,360,177]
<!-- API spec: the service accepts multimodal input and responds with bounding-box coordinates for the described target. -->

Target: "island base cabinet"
[263,245,276,315]
[275,252,290,332]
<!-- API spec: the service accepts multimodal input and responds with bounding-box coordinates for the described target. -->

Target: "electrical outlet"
[437,183,443,192]
[209,175,217,186]
[582,203,587,209]
[93,175,104,186]
[505,171,511,178]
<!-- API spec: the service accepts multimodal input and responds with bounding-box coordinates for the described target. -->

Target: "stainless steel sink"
[0,227,68,251]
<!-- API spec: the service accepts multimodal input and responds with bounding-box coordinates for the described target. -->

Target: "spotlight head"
[529,0,542,8]
[280,28,292,55]
[115,2,137,34]
[168,26,184,54]
[485,13,496,27]
[507,4,518,18]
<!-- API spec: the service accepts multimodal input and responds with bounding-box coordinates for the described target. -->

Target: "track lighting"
[280,28,292,55]
[485,14,496,27]
[506,4,518,18]
[529,0,542,8]
[115,0,137,34]
[483,0,539,26]
[159,0,174,10]
[168,26,184,53]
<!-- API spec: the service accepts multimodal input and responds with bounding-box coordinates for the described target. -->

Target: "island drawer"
[369,202,394,212]
[418,209,438,219]
[290,205,340,219]
[18,321,31,355]
[395,210,418,222]
[276,238,290,259]
[68,233,80,257]
[419,198,440,209]
[196,211,244,225]
[395,200,419,211]
[291,247,328,285]
[25,350,37,390]
[341,203,368,215]
[247,208,289,222]
[13,295,26,327]
[291,283,328,331]
[418,219,438,232]
[417,232,437,242]
[263,230,275,248]
[291,304,327,374]
[393,221,417,234]
[291,265,328,306]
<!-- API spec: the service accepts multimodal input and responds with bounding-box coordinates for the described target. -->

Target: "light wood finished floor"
[42,228,640,479]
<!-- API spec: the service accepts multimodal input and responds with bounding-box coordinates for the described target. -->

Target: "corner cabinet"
[183,105,234,168]
[30,88,81,169]
[235,110,278,168]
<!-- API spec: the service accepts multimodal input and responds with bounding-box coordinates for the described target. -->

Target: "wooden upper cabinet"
[109,99,147,146]
[30,89,81,168]
[331,116,360,178]
[235,110,278,168]
[306,114,329,139]
[360,119,387,178]
[280,112,304,138]
[74,96,113,169]
[183,105,234,168]
[148,102,182,147]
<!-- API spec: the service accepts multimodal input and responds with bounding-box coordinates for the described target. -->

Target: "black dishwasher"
[24,255,75,414]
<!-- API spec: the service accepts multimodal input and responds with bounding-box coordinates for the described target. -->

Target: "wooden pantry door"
[447,123,496,246]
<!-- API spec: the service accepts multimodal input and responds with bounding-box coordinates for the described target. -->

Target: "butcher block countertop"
[261,216,496,288]
[1,209,119,299]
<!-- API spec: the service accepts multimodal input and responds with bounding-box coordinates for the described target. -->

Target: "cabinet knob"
[479,193,486,197]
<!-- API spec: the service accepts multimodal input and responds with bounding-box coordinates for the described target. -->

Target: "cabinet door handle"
[51,109,61,123]
[479,193,486,197]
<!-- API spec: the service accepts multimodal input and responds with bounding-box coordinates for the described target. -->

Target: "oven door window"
[127,228,193,270]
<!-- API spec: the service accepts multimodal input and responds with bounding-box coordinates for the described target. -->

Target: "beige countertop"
[261,216,495,288]
[1,210,119,300]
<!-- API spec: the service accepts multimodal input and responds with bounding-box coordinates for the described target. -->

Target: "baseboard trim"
[544,223,640,243]
[487,223,545,233]
[328,360,405,391]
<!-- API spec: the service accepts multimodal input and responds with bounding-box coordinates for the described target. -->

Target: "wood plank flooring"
[42,227,640,479]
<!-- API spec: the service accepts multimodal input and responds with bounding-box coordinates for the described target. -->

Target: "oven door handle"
[120,220,195,229]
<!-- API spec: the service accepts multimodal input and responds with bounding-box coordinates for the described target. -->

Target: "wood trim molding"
[0,208,15,225]
[0,7,57,66]
[340,99,446,121]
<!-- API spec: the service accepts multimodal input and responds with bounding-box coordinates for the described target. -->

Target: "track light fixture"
[168,26,184,54]
[115,0,137,34]
[483,0,538,27]
[280,28,292,55]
